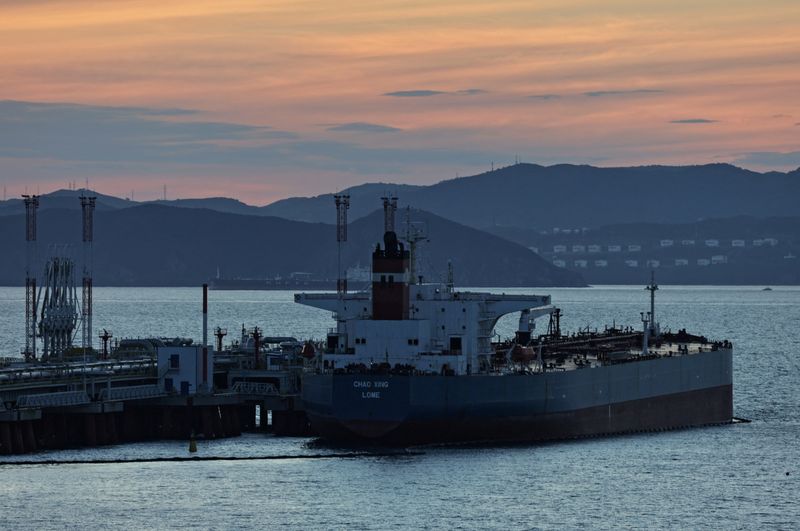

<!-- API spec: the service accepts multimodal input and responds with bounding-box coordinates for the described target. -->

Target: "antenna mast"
[334,194,350,296]
[403,207,428,285]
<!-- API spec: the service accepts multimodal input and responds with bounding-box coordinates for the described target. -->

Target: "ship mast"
[645,270,658,336]
[403,207,427,285]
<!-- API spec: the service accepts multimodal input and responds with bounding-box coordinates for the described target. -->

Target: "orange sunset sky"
[1,0,799,203]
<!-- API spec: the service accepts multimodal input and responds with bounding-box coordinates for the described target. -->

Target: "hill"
[0,205,583,287]
[6,163,797,232]
[488,216,800,285]
[260,163,800,229]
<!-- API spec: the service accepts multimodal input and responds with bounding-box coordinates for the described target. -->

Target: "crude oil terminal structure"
[1,193,734,454]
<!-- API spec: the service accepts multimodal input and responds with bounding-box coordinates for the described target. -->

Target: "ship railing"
[231,381,279,396]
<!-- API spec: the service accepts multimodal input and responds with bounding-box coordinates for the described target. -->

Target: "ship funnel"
[372,228,410,320]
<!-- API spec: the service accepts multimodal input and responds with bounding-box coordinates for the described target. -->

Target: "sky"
[1,0,799,204]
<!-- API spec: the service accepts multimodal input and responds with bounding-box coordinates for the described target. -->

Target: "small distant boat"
[762,287,773,291]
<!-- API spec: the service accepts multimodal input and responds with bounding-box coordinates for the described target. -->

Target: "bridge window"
[449,337,462,352]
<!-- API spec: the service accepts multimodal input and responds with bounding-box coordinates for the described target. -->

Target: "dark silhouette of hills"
[0,188,135,216]
[0,205,583,287]
[260,163,800,229]
[0,189,259,217]
[488,215,800,285]
[6,163,797,232]
[260,182,420,223]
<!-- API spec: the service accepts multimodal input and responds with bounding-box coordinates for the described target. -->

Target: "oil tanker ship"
[297,227,733,445]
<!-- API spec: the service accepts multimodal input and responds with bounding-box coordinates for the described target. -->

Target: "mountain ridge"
[0,204,582,287]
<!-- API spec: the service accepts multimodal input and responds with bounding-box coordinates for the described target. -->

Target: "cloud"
[384,90,446,97]
[583,89,664,97]
[0,100,296,163]
[0,100,503,182]
[528,94,560,100]
[326,122,401,133]
[383,89,486,97]
[735,150,800,167]
[669,118,718,124]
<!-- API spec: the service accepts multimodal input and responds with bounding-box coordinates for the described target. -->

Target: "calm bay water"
[1,286,798,530]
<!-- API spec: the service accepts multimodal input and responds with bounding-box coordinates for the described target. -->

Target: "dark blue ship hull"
[302,349,733,445]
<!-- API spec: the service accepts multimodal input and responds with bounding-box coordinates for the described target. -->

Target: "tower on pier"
[80,195,97,354]
[22,195,39,360]
[334,194,350,296]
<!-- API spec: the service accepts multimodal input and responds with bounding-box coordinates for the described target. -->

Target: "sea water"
[0,286,798,530]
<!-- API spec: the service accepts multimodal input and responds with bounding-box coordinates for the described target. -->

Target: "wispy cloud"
[583,89,664,97]
[528,94,560,100]
[384,90,446,97]
[326,122,401,133]
[455,89,487,95]
[735,150,800,168]
[669,118,718,124]
[383,89,486,97]
[0,99,502,187]
[0,100,295,162]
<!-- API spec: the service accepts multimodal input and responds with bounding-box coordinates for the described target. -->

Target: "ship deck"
[494,329,731,374]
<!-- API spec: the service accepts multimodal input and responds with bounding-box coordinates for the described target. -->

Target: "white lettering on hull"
[353,381,389,389]
[354,380,389,398]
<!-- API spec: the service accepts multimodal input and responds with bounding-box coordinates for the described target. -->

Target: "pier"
[0,354,310,455]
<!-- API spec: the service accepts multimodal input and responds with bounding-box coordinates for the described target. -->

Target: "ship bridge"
[295,227,553,375]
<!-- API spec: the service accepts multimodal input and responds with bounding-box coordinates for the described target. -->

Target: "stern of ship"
[303,373,410,442]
